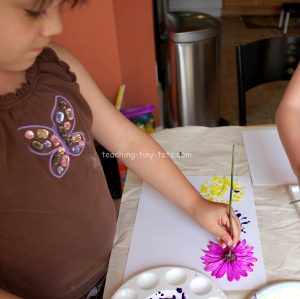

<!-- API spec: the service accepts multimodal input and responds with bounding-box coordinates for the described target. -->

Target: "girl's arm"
[50,43,241,247]
[276,63,300,182]
[0,289,22,299]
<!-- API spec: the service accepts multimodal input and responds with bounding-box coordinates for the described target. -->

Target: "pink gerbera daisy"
[201,239,257,281]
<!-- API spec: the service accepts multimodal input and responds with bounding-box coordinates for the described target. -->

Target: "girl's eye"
[25,9,45,19]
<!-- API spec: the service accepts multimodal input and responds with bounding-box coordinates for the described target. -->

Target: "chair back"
[235,36,300,125]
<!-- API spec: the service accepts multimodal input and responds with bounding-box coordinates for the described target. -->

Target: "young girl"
[0,0,241,298]
[276,63,300,184]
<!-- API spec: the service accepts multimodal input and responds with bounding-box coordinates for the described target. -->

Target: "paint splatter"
[235,209,251,233]
[200,176,245,203]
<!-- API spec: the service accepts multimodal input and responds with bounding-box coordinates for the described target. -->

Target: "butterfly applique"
[18,95,86,178]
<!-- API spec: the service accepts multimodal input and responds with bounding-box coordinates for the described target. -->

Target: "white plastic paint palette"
[112,266,227,299]
[250,281,300,298]
[288,185,300,215]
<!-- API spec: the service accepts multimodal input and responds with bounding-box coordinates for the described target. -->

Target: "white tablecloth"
[103,126,300,299]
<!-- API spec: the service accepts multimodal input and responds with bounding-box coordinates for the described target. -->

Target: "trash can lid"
[165,11,220,43]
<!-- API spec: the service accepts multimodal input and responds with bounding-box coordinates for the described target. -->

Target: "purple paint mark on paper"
[235,209,251,233]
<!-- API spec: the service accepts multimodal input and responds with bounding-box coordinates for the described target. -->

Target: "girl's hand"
[190,197,241,248]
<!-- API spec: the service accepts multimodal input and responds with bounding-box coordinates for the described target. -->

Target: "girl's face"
[0,0,64,73]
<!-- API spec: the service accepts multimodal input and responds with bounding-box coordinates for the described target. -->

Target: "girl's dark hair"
[34,0,87,10]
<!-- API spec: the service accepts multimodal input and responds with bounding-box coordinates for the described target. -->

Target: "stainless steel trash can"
[164,12,220,126]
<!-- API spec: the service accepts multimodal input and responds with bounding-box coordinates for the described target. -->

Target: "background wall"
[54,0,159,123]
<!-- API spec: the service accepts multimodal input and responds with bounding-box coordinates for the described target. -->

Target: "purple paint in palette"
[148,288,187,299]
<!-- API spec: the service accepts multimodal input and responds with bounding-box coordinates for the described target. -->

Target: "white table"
[104,126,300,299]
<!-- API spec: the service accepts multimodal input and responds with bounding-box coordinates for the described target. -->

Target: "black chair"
[278,3,300,34]
[95,143,122,199]
[235,36,300,126]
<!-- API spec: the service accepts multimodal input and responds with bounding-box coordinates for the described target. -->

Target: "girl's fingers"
[231,213,241,247]
[216,224,232,248]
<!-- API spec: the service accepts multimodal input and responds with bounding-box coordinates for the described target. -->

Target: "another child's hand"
[190,197,241,248]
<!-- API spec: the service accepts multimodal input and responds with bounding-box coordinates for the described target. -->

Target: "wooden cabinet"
[224,0,260,6]
[224,0,300,7]
[264,0,300,4]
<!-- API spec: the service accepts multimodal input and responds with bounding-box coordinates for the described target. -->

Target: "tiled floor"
[220,15,300,126]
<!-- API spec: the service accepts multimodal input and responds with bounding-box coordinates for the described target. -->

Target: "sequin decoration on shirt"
[18,95,86,178]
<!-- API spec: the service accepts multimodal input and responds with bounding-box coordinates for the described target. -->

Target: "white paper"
[242,129,297,185]
[124,176,266,291]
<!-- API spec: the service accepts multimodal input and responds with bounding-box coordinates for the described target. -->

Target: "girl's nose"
[41,10,63,38]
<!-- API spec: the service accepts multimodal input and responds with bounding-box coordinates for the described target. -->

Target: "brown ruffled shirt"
[0,48,116,299]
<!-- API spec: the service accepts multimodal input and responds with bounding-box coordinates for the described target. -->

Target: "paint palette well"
[112,266,227,299]
[250,281,300,298]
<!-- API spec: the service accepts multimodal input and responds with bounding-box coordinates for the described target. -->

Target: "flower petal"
[226,263,234,281]
[205,258,224,272]
[212,260,227,279]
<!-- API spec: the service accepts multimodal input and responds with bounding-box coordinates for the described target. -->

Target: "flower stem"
[229,145,236,248]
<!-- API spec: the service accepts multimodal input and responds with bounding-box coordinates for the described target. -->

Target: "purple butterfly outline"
[18,95,86,178]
